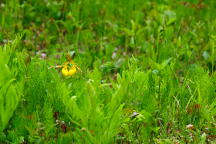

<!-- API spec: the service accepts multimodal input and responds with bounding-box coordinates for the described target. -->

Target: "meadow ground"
[0,0,216,143]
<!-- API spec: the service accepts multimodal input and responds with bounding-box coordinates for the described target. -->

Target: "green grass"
[0,0,216,143]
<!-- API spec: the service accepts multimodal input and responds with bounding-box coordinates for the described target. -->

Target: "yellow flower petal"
[61,66,77,76]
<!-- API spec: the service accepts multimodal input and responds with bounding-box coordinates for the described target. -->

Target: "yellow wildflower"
[61,62,77,76]
[49,53,81,77]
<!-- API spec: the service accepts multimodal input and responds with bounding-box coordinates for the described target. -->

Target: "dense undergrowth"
[0,0,216,143]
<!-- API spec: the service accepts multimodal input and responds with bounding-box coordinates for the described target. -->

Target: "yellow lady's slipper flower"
[61,62,77,76]
[49,53,81,77]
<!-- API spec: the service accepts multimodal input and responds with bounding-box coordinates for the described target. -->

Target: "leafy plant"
[0,35,24,132]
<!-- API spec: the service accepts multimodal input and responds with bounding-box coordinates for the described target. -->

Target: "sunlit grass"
[0,0,216,143]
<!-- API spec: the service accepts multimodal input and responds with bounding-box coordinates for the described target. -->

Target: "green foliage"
[0,35,24,133]
[0,0,216,143]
